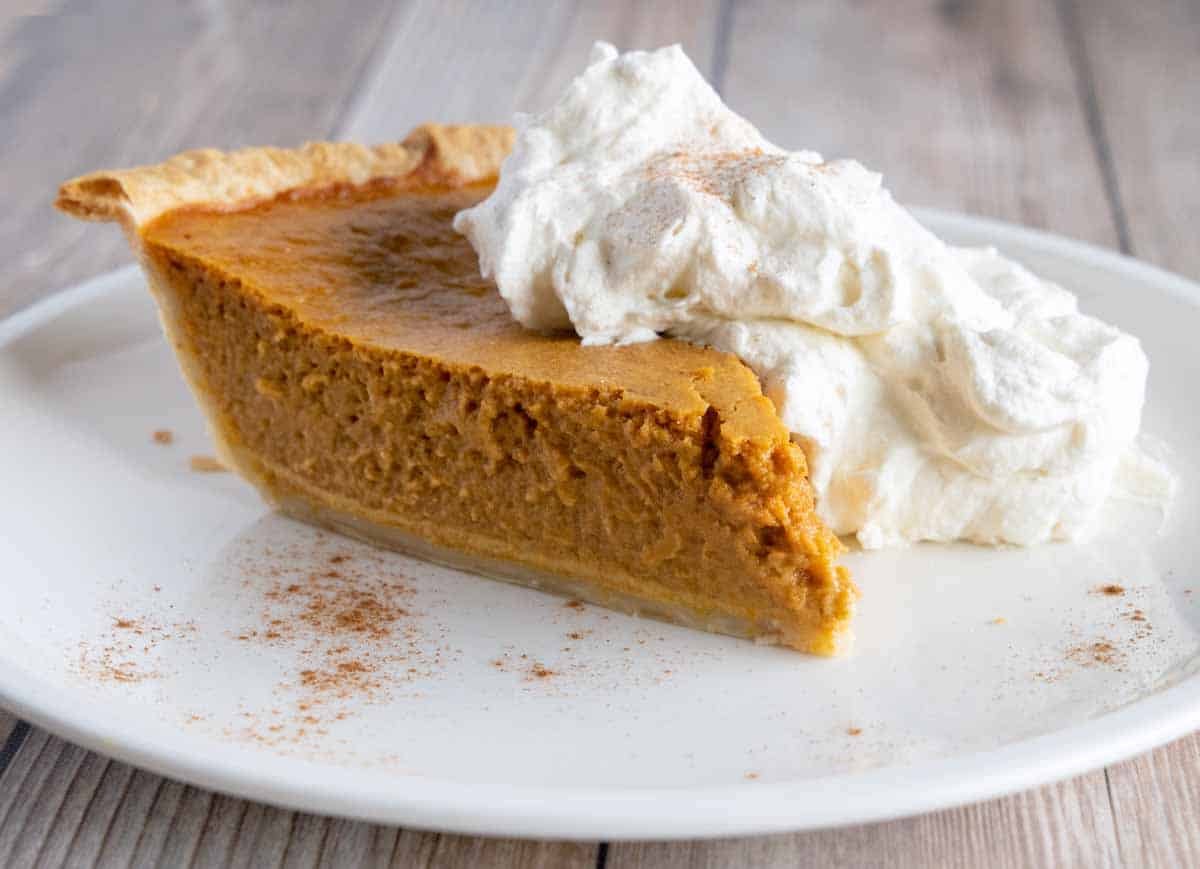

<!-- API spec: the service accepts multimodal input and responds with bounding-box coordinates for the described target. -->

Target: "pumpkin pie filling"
[58,125,856,655]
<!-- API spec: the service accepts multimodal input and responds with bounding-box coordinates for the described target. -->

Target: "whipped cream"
[455,42,1167,548]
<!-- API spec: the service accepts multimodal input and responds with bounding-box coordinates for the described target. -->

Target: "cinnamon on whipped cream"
[455,42,1171,548]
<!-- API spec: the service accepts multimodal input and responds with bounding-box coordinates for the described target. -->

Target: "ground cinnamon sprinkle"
[189,454,226,472]
[1035,585,1162,682]
[846,727,863,737]
[1066,640,1124,668]
[151,429,174,445]
[77,614,197,685]
[256,558,410,645]
[297,660,380,695]
[219,539,460,748]
[646,148,786,201]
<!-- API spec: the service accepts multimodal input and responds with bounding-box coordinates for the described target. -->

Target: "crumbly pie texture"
[58,124,856,655]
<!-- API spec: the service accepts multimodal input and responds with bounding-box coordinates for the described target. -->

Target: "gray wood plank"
[0,2,60,48]
[341,0,721,141]
[1104,737,1200,869]
[0,0,395,318]
[0,728,76,866]
[1073,0,1200,278]
[386,832,597,869]
[97,773,186,866]
[0,713,18,748]
[611,775,1119,869]
[0,714,30,814]
[721,0,1118,247]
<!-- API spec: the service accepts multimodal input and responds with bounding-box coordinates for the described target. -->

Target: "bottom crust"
[280,495,810,650]
[218,442,851,656]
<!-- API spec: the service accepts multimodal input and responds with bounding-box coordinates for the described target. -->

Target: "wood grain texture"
[1,1,1199,866]
[340,0,721,140]
[611,774,1121,869]
[0,0,395,318]
[0,714,24,785]
[0,735,599,868]
[1072,0,1200,278]
[722,0,1118,246]
[1104,737,1200,868]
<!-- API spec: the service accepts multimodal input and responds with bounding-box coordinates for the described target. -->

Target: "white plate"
[0,211,1198,840]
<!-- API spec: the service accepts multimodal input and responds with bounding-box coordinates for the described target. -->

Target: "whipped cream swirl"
[455,42,1166,548]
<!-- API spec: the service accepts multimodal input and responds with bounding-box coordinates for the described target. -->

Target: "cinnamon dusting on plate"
[1066,640,1125,668]
[76,614,197,684]
[218,538,459,748]
[1035,584,1161,682]
[189,454,227,472]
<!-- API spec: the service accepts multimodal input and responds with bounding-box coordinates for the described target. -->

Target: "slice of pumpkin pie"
[57,124,856,654]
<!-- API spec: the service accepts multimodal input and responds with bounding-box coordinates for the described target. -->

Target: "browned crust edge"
[55,123,515,229]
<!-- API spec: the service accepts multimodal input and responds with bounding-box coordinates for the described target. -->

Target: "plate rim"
[1,211,1199,840]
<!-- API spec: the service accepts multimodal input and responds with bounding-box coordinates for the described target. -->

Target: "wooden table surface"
[2,1,1198,865]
